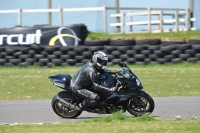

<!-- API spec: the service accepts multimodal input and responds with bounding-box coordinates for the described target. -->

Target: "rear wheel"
[126,92,154,117]
[52,91,82,118]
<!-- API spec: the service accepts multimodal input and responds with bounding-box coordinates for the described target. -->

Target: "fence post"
[59,6,63,26]
[121,12,125,33]
[103,5,107,33]
[175,9,179,32]
[129,11,133,32]
[185,8,190,31]
[159,10,163,32]
[148,6,151,33]
[17,8,22,26]
[188,8,191,30]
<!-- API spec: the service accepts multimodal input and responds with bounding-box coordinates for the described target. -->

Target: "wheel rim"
[127,96,151,115]
[54,98,80,118]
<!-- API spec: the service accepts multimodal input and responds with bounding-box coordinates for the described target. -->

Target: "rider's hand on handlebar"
[110,83,121,92]
[109,83,119,92]
[110,87,117,92]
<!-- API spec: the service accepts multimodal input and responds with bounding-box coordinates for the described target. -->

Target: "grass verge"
[87,30,200,41]
[0,63,200,100]
[0,112,200,133]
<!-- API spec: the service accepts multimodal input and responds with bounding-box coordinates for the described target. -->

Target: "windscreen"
[121,68,133,79]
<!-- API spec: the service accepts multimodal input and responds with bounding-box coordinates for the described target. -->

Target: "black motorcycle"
[49,62,154,118]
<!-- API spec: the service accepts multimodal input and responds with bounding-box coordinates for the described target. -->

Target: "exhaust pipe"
[57,96,81,111]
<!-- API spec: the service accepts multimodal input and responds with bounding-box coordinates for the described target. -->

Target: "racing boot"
[81,99,97,111]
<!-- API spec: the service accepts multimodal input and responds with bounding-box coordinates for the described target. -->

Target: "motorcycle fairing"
[49,74,72,90]
[120,67,144,89]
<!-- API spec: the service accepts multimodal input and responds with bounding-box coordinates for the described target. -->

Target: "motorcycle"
[49,62,155,118]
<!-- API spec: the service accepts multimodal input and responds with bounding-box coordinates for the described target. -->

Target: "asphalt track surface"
[0,97,200,124]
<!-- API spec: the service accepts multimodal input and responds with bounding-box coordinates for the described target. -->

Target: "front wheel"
[126,92,154,117]
[52,91,82,118]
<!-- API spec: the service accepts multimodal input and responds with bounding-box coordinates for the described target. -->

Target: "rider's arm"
[88,71,116,93]
[99,68,121,75]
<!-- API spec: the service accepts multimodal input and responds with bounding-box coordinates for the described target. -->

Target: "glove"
[109,83,119,92]
[110,87,117,92]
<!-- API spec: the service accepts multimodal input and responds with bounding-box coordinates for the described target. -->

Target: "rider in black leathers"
[70,51,120,110]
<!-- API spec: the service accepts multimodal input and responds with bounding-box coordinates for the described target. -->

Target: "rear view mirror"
[119,62,127,67]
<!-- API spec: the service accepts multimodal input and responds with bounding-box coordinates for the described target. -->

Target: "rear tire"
[126,92,154,117]
[52,91,82,118]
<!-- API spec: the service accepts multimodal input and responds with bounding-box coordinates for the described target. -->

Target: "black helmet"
[92,51,108,69]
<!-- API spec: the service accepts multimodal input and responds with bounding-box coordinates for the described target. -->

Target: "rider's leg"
[72,88,100,109]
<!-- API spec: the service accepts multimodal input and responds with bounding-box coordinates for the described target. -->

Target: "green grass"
[87,30,200,41]
[0,113,200,133]
[0,63,200,100]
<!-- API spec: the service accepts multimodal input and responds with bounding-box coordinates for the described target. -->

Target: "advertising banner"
[0,26,87,46]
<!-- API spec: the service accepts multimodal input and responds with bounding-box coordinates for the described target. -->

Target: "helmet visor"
[97,57,108,66]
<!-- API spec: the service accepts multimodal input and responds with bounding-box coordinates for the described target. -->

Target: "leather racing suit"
[70,61,119,103]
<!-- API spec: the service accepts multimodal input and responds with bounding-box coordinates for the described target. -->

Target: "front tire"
[126,92,154,117]
[52,91,82,118]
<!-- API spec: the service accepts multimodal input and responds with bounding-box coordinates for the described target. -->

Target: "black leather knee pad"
[73,88,100,102]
